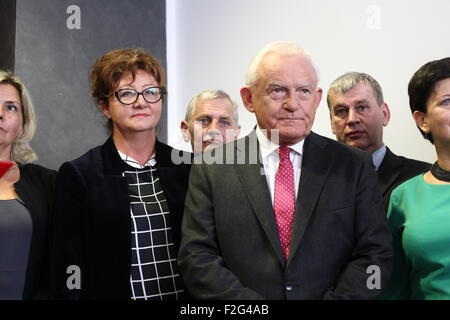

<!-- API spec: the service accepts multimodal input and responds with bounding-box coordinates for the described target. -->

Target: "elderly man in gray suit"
[178,42,393,300]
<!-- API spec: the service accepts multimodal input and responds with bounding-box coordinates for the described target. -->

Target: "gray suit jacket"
[178,131,393,299]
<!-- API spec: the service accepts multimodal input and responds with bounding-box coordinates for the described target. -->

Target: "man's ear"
[327,91,336,135]
[381,103,391,126]
[313,88,323,111]
[234,125,241,139]
[413,110,429,134]
[329,111,336,135]
[240,87,255,113]
[180,121,191,142]
[99,100,110,119]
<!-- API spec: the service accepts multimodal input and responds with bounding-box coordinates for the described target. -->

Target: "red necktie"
[274,146,295,261]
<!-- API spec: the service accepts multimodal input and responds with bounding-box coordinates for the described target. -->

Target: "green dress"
[383,174,450,299]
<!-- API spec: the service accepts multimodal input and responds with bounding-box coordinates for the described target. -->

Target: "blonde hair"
[0,70,37,163]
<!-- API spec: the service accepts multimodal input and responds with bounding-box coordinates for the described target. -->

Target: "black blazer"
[14,163,56,299]
[377,147,431,209]
[50,137,191,299]
[179,131,393,299]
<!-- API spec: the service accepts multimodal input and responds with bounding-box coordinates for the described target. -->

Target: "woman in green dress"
[384,57,450,299]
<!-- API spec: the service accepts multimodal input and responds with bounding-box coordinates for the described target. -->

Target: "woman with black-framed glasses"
[50,48,191,300]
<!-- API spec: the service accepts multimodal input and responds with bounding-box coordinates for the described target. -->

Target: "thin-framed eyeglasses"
[114,87,166,105]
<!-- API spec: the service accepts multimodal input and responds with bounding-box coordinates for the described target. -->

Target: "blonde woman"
[0,70,56,300]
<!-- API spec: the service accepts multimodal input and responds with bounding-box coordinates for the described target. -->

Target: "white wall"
[167,0,449,163]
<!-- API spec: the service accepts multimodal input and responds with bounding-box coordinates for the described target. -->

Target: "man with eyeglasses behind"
[51,48,192,300]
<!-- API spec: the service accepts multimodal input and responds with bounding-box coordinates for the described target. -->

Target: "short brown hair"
[408,57,450,144]
[89,48,166,132]
[90,48,166,105]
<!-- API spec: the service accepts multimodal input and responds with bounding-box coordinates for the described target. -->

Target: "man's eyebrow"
[267,82,313,88]
[267,82,284,87]
[194,114,211,119]
[332,103,349,109]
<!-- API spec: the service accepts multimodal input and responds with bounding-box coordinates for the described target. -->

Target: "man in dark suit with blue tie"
[178,42,393,299]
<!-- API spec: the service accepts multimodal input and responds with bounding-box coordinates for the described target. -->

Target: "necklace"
[430,161,450,182]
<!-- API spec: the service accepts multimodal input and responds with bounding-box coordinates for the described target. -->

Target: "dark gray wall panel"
[14,0,166,170]
[0,0,16,71]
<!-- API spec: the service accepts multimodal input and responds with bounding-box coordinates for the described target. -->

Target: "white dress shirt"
[256,126,304,206]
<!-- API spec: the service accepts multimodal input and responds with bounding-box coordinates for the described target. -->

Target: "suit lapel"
[377,148,402,197]
[15,167,45,225]
[233,132,285,265]
[288,133,332,264]
[15,176,38,213]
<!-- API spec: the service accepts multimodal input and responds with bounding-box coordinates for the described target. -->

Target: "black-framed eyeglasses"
[114,87,166,105]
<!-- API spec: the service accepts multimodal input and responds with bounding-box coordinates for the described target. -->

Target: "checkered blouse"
[118,150,184,300]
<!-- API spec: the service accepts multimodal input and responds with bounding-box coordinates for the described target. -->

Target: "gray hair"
[0,70,37,163]
[185,89,239,124]
[327,72,384,109]
[245,41,320,87]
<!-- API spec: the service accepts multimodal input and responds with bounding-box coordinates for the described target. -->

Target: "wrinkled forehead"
[193,98,235,119]
[329,81,379,106]
[257,52,319,87]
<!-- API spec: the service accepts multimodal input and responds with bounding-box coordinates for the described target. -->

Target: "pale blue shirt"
[371,145,387,171]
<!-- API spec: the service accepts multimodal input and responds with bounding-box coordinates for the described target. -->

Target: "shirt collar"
[255,125,304,159]
[371,144,387,170]
[117,149,156,169]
